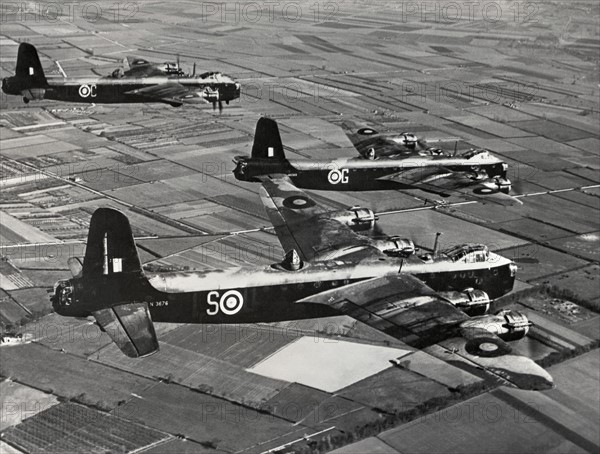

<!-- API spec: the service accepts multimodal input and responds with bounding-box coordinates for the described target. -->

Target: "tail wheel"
[23,97,29,104]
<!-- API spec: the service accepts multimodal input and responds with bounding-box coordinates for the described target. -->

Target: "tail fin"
[251,117,286,160]
[82,208,142,277]
[15,43,48,87]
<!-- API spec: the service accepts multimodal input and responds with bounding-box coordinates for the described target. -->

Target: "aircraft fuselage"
[234,157,508,193]
[54,254,515,325]
[3,76,240,106]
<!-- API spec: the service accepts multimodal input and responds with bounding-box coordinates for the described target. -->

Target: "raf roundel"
[465,336,511,357]
[473,186,499,195]
[282,195,316,209]
[357,128,378,135]
[78,84,91,98]
[219,290,244,315]
[328,169,342,184]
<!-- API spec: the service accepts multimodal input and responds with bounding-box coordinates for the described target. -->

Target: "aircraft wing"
[259,176,386,262]
[93,302,159,358]
[342,122,413,157]
[297,274,553,390]
[381,167,522,206]
[121,57,162,77]
[125,82,205,105]
[342,122,456,157]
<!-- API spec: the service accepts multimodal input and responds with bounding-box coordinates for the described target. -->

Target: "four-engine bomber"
[2,43,240,111]
[234,119,520,205]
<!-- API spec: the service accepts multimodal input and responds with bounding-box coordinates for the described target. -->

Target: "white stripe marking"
[55,61,67,78]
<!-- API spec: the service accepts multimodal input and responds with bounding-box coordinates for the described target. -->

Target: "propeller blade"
[192,62,196,77]
[212,101,216,110]
[511,179,528,195]
[218,101,223,113]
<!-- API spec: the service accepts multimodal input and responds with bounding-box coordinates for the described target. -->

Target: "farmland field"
[1,402,169,454]
[118,382,304,453]
[0,343,154,409]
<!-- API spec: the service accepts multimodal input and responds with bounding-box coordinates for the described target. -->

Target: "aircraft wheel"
[23,97,29,104]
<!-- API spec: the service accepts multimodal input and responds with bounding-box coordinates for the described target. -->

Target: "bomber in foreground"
[50,119,552,391]
[2,43,240,110]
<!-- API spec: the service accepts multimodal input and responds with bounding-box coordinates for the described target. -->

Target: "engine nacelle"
[470,170,490,181]
[391,132,418,147]
[494,177,512,194]
[460,309,532,342]
[372,237,415,257]
[330,206,377,231]
[440,289,491,315]
[202,89,220,102]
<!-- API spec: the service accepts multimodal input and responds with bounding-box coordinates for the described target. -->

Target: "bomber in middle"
[234,118,521,205]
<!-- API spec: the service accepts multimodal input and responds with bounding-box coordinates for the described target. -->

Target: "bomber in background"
[2,43,240,111]
[50,119,552,391]
[234,118,521,205]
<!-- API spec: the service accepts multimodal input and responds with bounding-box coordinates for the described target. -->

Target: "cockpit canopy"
[159,62,184,75]
[462,149,491,160]
[444,244,489,263]
[418,147,446,156]
[198,72,234,83]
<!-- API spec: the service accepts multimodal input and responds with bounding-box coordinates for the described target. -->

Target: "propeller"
[211,101,223,113]
[510,178,528,195]
[192,62,196,77]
